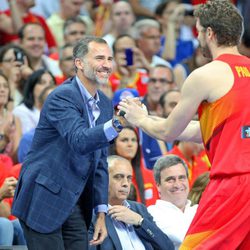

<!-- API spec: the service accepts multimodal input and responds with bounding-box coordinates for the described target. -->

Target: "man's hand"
[108,205,142,226]
[118,97,148,127]
[89,212,107,246]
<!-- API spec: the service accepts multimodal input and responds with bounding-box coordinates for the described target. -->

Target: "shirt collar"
[108,200,130,209]
[75,75,100,105]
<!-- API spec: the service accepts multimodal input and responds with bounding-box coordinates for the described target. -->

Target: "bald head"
[107,155,133,205]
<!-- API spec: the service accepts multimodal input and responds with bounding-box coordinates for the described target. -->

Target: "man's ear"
[206,27,214,39]
[75,58,84,71]
[156,182,161,196]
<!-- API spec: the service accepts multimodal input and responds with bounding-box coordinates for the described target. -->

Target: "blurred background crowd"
[0,0,249,247]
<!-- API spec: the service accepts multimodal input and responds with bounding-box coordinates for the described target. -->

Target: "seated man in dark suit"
[89,155,174,250]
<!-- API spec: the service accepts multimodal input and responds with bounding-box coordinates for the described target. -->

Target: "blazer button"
[75,191,80,195]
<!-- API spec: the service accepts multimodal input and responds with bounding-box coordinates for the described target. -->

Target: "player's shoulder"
[189,59,231,83]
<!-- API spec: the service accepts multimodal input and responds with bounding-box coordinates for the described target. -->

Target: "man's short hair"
[194,0,243,46]
[159,89,180,108]
[18,22,45,40]
[73,36,107,71]
[59,43,75,61]
[132,19,160,40]
[153,155,189,184]
[112,34,135,54]
[107,155,130,170]
[63,16,87,35]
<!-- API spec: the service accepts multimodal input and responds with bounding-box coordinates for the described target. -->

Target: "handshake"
[118,97,144,117]
[114,97,148,129]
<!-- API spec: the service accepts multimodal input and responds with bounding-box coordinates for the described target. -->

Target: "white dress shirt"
[148,199,198,250]
[109,202,146,250]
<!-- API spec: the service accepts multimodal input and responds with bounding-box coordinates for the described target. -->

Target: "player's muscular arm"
[119,67,209,142]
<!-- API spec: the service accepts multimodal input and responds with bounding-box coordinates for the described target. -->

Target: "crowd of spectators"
[0,0,249,247]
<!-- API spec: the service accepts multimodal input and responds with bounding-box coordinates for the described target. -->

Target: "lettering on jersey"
[235,66,250,77]
[241,126,250,139]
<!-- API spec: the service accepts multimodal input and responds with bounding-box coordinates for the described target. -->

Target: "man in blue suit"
[89,155,174,250]
[12,36,125,249]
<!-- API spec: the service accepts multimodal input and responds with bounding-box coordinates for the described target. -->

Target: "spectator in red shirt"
[0,0,57,54]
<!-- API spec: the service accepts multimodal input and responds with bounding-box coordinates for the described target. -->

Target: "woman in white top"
[13,69,56,134]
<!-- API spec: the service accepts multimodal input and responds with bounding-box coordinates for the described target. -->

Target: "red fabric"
[191,0,206,4]
[8,163,22,180]
[0,158,13,220]
[168,146,209,187]
[0,160,9,187]
[181,53,250,249]
[191,0,237,5]
[55,75,67,85]
[0,10,57,49]
[49,52,59,61]
[198,54,250,177]
[132,158,159,207]
[0,154,13,173]
[180,174,250,249]
[5,163,22,220]
[109,71,148,97]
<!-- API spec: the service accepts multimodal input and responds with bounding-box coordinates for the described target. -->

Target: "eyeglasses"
[61,56,74,61]
[68,31,85,36]
[149,78,174,84]
[142,35,161,40]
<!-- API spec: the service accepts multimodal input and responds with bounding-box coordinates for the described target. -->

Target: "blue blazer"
[89,200,174,250]
[12,77,114,233]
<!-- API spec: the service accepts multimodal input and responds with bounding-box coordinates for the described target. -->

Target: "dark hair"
[109,126,145,204]
[153,154,189,184]
[188,172,210,205]
[63,16,87,35]
[38,85,56,105]
[112,34,135,54]
[73,36,107,72]
[0,71,11,105]
[150,64,175,82]
[159,89,180,108]
[155,0,179,17]
[18,22,45,40]
[23,69,55,109]
[194,0,243,46]
[59,43,75,61]
[0,43,30,65]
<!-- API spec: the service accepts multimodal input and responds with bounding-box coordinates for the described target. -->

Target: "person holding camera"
[0,44,33,108]
[108,34,150,98]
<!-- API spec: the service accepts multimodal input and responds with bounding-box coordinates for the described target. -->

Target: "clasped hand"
[118,97,148,127]
[108,205,142,226]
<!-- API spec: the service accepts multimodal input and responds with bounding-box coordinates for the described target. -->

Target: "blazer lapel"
[106,216,123,250]
[72,77,92,128]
